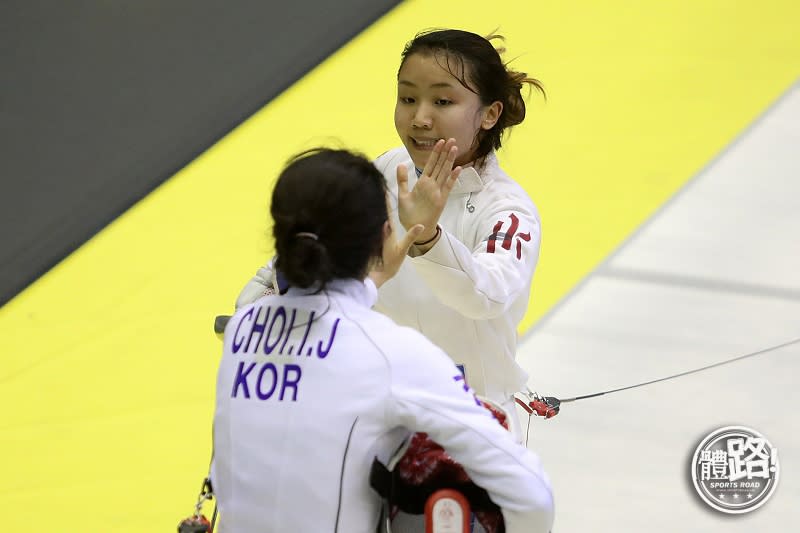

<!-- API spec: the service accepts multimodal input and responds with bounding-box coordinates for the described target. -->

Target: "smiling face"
[394,52,501,169]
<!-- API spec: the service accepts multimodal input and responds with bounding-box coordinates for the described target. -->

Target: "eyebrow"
[398,80,455,89]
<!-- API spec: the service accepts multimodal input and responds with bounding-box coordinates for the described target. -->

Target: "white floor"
[516,81,800,532]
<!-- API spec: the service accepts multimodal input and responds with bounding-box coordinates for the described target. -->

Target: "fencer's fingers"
[444,137,458,159]
[444,166,463,191]
[421,139,445,178]
[428,139,449,178]
[429,139,455,184]
[396,164,409,196]
[435,144,459,185]
[399,224,425,253]
[429,139,451,178]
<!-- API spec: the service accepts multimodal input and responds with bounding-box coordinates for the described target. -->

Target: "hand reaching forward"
[368,222,425,288]
[396,138,462,243]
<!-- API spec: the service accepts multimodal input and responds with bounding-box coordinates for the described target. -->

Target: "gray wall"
[0,0,400,306]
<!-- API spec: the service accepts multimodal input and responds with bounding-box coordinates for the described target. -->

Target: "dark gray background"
[0,0,400,306]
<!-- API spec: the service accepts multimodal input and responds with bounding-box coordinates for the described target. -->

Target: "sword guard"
[177,515,211,533]
[515,392,561,419]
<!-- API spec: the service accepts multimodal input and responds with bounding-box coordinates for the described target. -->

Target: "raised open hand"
[396,138,462,243]
[368,222,425,288]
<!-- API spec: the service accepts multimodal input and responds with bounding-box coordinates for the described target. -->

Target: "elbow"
[453,278,525,320]
[501,467,554,532]
[455,297,511,320]
[503,485,554,533]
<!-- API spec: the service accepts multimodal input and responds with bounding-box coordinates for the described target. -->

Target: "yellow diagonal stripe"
[2,1,799,530]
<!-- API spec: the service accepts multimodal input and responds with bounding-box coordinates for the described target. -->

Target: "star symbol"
[733,494,739,499]
[747,494,753,499]
[719,494,725,499]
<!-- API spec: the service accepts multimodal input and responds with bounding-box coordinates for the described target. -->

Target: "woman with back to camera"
[212,148,553,533]
[237,29,545,440]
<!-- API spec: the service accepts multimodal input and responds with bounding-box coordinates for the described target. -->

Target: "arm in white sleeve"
[234,259,277,309]
[388,340,554,533]
[410,204,541,320]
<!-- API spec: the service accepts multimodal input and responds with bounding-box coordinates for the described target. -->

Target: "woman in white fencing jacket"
[236,30,545,440]
[211,148,553,532]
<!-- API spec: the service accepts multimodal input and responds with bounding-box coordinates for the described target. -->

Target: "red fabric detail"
[515,232,531,260]
[394,400,509,533]
[487,219,503,253]
[501,213,519,251]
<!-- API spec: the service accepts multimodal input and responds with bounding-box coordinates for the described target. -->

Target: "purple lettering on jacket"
[279,308,297,354]
[256,363,278,400]
[453,374,482,406]
[232,307,255,354]
[279,364,302,401]
[316,318,340,359]
[245,305,271,353]
[263,306,287,354]
[232,361,257,398]
[297,310,316,356]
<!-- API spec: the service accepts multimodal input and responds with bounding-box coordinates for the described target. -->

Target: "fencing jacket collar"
[414,152,496,195]
[285,277,378,309]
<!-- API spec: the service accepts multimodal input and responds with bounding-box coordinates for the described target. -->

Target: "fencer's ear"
[375,220,392,264]
[481,101,503,130]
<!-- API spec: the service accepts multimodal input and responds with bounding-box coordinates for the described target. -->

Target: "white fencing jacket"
[373,148,541,403]
[236,149,541,405]
[214,279,553,533]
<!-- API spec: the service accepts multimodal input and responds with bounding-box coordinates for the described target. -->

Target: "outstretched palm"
[397,138,462,242]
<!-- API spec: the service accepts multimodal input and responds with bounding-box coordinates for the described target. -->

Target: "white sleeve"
[373,149,404,176]
[234,259,276,309]
[410,201,541,320]
[387,342,554,533]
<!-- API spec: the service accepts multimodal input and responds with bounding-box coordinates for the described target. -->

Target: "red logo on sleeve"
[487,213,531,259]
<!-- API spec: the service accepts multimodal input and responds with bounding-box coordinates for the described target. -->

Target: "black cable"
[559,336,800,404]
[525,413,532,447]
